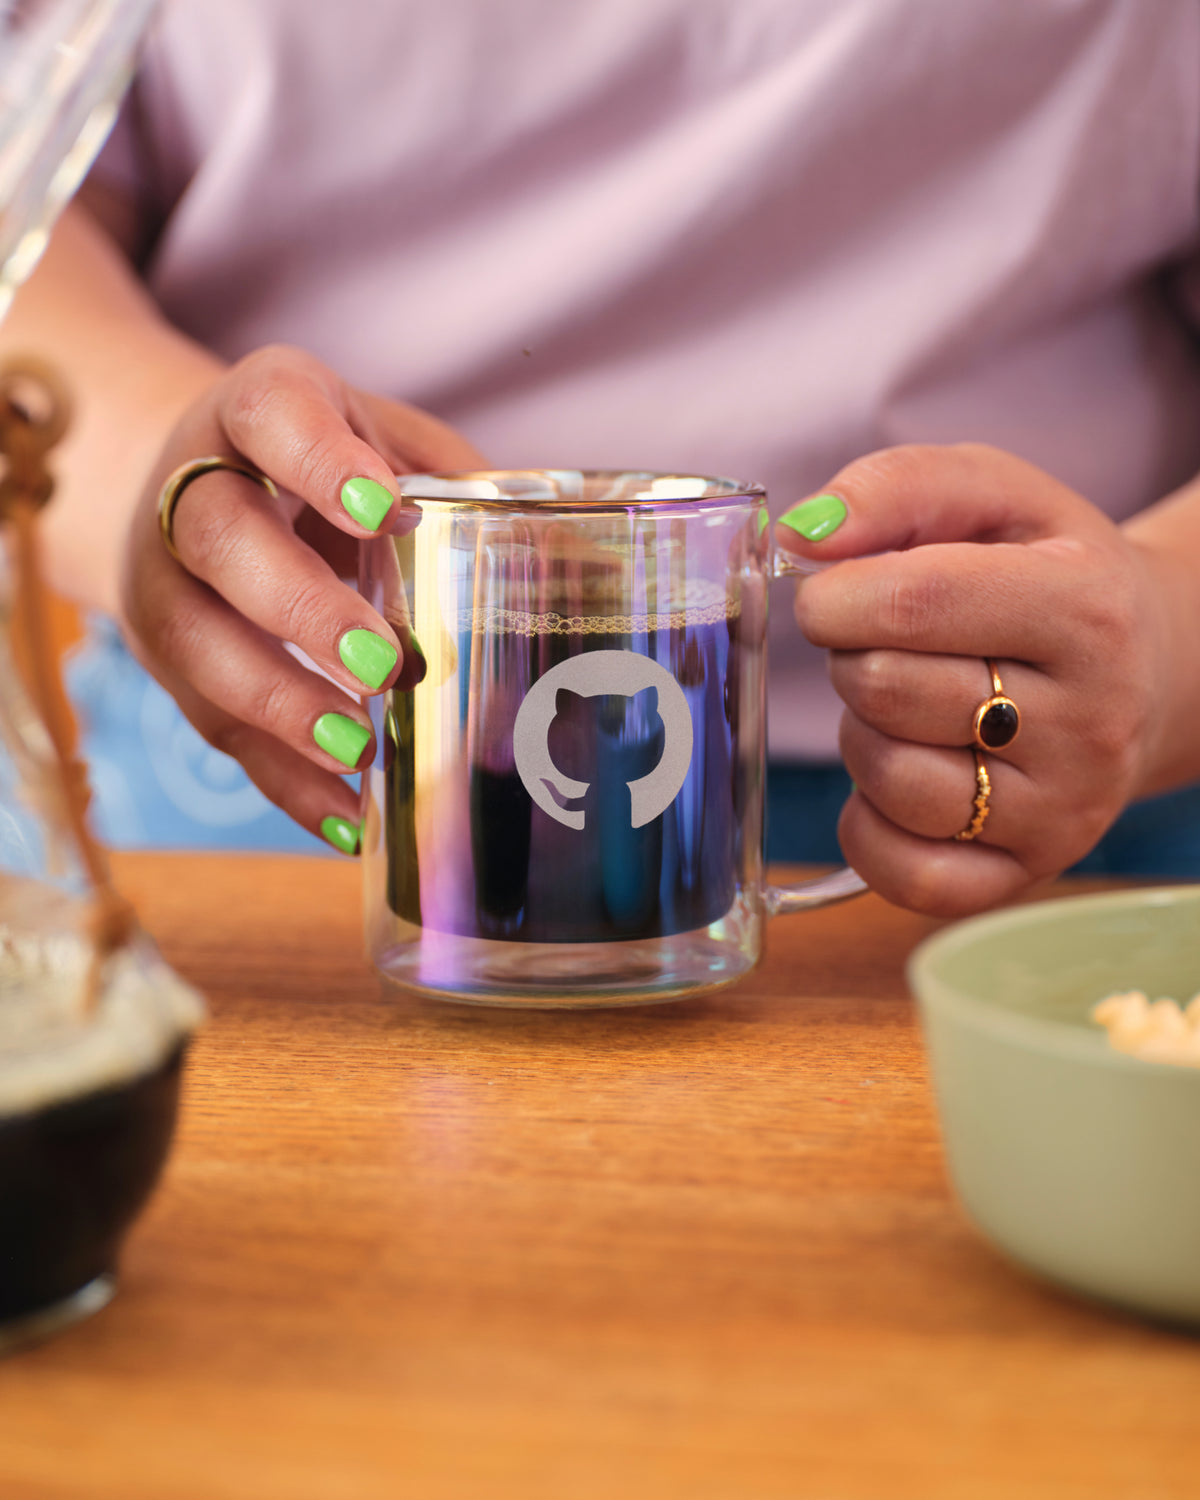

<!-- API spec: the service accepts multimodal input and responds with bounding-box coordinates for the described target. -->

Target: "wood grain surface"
[0,854,1195,1499]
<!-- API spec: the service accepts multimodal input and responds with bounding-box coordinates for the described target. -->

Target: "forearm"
[1122,471,1200,795]
[0,193,223,616]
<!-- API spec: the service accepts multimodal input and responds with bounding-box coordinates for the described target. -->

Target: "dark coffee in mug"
[383,581,753,944]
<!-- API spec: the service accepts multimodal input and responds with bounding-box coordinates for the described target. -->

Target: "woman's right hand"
[119,343,484,853]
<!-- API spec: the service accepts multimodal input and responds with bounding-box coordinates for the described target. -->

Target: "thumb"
[775,442,1107,563]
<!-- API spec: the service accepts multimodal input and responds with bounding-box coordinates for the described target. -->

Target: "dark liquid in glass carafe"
[0,1048,185,1321]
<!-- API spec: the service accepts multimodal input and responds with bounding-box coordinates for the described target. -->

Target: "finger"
[213,345,479,538]
[838,711,1035,845]
[836,792,1031,918]
[839,709,1123,894]
[350,386,485,476]
[153,665,365,853]
[371,532,427,691]
[164,465,405,698]
[796,529,1133,663]
[130,563,376,776]
[828,649,1042,749]
[774,442,1110,564]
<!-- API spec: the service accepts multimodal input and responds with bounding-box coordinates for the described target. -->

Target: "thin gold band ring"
[157,455,279,564]
[953,749,992,843]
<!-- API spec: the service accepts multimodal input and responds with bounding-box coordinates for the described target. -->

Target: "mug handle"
[765,864,867,915]
[762,540,869,914]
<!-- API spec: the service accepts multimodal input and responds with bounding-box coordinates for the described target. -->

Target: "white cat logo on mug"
[511,650,693,831]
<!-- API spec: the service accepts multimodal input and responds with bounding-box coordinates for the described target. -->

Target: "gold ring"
[157,455,279,564]
[954,749,992,842]
[970,658,1020,751]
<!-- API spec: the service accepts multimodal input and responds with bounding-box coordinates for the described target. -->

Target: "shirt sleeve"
[80,77,173,260]
[1169,241,1200,333]
[86,90,144,197]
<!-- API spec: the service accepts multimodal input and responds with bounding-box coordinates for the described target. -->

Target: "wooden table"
[1,854,1195,1498]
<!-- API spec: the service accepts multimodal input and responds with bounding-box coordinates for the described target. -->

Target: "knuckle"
[150,597,210,671]
[1076,800,1120,857]
[1059,568,1151,776]
[843,650,906,729]
[1083,568,1138,650]
[224,344,323,442]
[224,364,281,441]
[205,717,250,761]
[230,342,311,392]
[1047,541,1138,653]
[1078,710,1144,799]
[276,571,337,649]
[281,424,344,503]
[1035,795,1117,881]
[899,856,1013,919]
[243,672,294,738]
[839,443,938,502]
[177,488,250,573]
[951,439,1004,467]
[882,569,952,647]
[839,810,988,918]
[224,345,346,501]
[899,865,961,917]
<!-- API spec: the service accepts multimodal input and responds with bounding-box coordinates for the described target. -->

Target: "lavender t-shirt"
[97,0,1200,760]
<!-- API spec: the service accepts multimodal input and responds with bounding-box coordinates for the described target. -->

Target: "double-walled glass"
[360,471,864,1007]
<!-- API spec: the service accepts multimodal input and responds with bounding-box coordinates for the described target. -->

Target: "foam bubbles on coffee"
[0,923,203,1119]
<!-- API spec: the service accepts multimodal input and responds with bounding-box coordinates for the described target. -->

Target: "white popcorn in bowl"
[1091,990,1200,1067]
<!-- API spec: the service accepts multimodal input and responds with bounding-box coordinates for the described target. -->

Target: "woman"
[7,0,1200,913]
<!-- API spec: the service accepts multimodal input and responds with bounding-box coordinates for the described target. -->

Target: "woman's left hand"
[776,442,1179,916]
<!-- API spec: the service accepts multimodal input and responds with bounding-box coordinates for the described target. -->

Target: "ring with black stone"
[970,659,1021,752]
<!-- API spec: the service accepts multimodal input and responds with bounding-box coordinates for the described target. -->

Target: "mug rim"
[394,468,766,510]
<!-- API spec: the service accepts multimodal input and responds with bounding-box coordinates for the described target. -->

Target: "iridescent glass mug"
[359,471,865,1007]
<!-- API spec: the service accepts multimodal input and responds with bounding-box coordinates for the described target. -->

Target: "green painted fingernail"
[779,493,847,542]
[338,628,397,689]
[320,814,360,855]
[314,711,371,769]
[756,506,769,537]
[340,475,393,531]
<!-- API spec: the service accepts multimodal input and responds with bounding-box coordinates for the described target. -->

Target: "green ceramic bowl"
[908,884,1200,1327]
